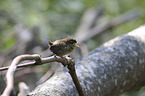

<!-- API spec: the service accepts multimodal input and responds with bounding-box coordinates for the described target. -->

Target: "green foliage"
[0,0,145,42]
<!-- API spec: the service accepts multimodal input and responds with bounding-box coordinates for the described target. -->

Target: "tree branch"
[0,56,65,71]
[67,59,84,96]
[1,54,41,96]
[29,25,145,96]
[1,55,84,96]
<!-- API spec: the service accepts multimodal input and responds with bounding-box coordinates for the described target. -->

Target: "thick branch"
[29,25,145,96]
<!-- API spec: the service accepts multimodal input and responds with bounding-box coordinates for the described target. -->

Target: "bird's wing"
[50,43,65,52]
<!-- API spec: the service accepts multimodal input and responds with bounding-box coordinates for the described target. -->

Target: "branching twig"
[67,59,84,96]
[0,55,65,71]
[1,54,41,96]
[1,54,84,96]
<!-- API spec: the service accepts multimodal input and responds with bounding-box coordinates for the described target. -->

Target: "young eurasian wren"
[48,38,79,57]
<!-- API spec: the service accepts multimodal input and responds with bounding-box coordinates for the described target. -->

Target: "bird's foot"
[53,54,57,58]
[61,55,72,59]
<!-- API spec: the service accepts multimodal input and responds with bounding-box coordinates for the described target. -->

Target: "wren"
[48,38,79,57]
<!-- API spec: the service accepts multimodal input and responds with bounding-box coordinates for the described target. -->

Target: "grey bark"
[29,25,145,96]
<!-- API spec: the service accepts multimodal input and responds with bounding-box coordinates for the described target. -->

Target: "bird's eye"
[69,40,73,43]
[69,40,76,44]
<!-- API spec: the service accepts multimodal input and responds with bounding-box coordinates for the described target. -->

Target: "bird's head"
[66,38,79,47]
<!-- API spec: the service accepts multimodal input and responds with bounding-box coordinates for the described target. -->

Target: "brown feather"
[48,38,78,56]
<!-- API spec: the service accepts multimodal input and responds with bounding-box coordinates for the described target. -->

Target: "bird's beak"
[73,43,79,47]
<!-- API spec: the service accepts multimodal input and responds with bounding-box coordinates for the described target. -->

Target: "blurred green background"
[0,0,145,96]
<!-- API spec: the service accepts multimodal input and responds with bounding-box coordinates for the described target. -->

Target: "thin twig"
[67,59,85,96]
[1,54,41,96]
[1,54,84,96]
[1,55,59,96]
[0,56,65,71]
